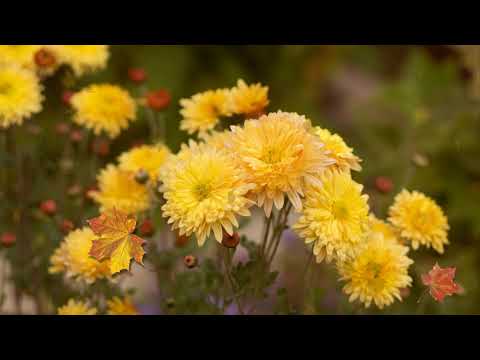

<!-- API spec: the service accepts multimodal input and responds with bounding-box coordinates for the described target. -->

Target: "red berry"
[128,68,148,83]
[375,176,394,194]
[175,234,190,248]
[34,48,56,68]
[60,219,75,234]
[62,90,75,106]
[146,89,171,111]
[139,218,154,237]
[1,232,16,247]
[184,255,198,269]
[40,200,57,216]
[91,138,110,157]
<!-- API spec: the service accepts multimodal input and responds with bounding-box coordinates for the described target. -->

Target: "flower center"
[261,147,281,164]
[194,182,213,201]
[0,81,12,95]
[332,200,350,220]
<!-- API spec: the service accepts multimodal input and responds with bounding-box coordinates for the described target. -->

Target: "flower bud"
[67,184,83,197]
[412,153,429,167]
[62,90,74,106]
[60,219,75,234]
[34,48,56,68]
[135,169,150,184]
[1,232,16,247]
[375,176,393,194]
[146,89,171,111]
[70,130,84,143]
[175,234,189,248]
[40,200,57,216]
[128,68,147,83]
[91,138,110,157]
[55,122,71,135]
[222,231,240,248]
[139,218,154,237]
[184,255,198,269]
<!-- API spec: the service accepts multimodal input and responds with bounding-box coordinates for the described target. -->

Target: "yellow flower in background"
[230,111,335,216]
[71,84,136,139]
[199,130,234,152]
[369,214,400,245]
[229,79,269,117]
[162,142,255,246]
[91,164,150,214]
[338,232,413,309]
[0,45,42,68]
[180,89,231,135]
[118,143,171,183]
[48,45,109,76]
[0,65,43,128]
[107,297,139,315]
[388,190,449,254]
[49,227,111,284]
[57,299,97,315]
[293,171,370,263]
[314,127,362,173]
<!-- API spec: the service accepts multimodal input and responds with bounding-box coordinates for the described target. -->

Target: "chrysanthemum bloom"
[71,84,136,139]
[161,142,255,245]
[180,89,231,135]
[0,45,42,68]
[49,227,111,284]
[338,233,413,309]
[91,165,150,214]
[57,299,97,315]
[369,214,401,244]
[293,171,370,263]
[230,111,335,216]
[0,65,43,128]
[229,79,269,117]
[388,190,449,254]
[106,297,139,315]
[118,143,171,183]
[199,130,234,151]
[47,45,109,76]
[314,127,362,173]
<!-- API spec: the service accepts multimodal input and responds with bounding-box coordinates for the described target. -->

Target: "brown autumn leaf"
[87,208,145,275]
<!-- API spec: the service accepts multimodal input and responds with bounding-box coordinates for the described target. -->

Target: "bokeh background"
[1,45,480,314]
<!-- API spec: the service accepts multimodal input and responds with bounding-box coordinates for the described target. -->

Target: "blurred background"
[1,45,480,314]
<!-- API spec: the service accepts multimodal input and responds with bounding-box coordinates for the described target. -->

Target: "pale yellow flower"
[48,45,109,76]
[57,299,97,315]
[229,79,269,117]
[118,143,171,183]
[106,297,139,315]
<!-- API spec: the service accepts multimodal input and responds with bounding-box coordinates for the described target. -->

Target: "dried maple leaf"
[421,263,461,302]
[87,208,146,275]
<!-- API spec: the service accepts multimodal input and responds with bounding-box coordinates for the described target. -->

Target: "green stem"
[221,245,244,315]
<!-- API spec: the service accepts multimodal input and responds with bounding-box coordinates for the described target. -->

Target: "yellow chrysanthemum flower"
[57,299,98,315]
[338,232,413,309]
[91,164,150,214]
[49,227,111,284]
[229,79,269,117]
[230,111,335,216]
[180,89,231,135]
[0,45,42,68]
[161,142,255,245]
[118,143,171,183]
[388,190,449,254]
[293,171,370,263]
[314,127,362,173]
[199,130,233,151]
[48,45,109,76]
[369,214,400,244]
[0,65,43,128]
[71,84,136,139]
[106,297,139,315]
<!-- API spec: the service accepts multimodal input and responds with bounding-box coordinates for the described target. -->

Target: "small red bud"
[1,232,16,247]
[175,234,190,248]
[128,68,148,83]
[375,176,394,194]
[70,130,84,143]
[139,218,154,237]
[34,48,56,68]
[222,232,240,248]
[40,200,57,216]
[146,89,171,111]
[184,255,198,269]
[91,138,110,157]
[60,219,75,234]
[62,90,75,106]
[55,122,71,135]
[131,140,145,148]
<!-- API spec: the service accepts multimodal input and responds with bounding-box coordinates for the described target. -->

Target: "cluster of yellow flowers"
[180,79,269,135]
[57,297,138,315]
[0,45,109,129]
[161,81,451,310]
